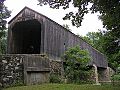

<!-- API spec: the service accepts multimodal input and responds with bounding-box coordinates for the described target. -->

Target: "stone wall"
[0,54,24,87]
[50,60,63,75]
[0,54,50,87]
[0,54,111,87]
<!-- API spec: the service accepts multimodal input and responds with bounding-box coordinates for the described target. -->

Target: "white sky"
[4,0,104,36]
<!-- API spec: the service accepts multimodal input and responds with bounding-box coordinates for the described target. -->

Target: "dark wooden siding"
[8,7,108,68]
[43,17,107,68]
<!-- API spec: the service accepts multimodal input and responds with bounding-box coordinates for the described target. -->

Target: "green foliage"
[63,46,92,83]
[111,74,120,86]
[0,2,11,37]
[117,66,120,74]
[0,31,7,54]
[102,31,120,69]
[82,31,105,53]
[10,80,24,87]
[49,74,62,83]
[83,30,120,69]
[38,0,120,28]
[0,1,10,54]
[111,75,120,81]
[4,84,120,90]
[107,52,120,69]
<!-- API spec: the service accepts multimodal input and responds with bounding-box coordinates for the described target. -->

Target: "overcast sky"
[5,0,104,36]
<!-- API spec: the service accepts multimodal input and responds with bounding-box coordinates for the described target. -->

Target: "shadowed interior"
[12,19,41,54]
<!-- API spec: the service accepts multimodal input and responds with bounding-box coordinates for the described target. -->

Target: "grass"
[4,84,120,90]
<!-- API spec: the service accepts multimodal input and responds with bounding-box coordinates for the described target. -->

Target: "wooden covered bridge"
[7,7,111,84]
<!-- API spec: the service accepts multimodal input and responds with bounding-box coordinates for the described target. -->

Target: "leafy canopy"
[82,31,105,53]
[37,0,120,29]
[83,30,120,69]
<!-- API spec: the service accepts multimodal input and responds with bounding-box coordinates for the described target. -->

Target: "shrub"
[111,74,120,81]
[111,74,120,86]
[63,46,92,84]
[49,73,62,83]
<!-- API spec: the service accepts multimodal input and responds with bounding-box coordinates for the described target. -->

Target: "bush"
[111,74,120,86]
[63,46,92,84]
[111,74,120,81]
[49,74,62,83]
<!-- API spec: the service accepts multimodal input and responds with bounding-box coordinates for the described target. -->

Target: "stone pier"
[92,64,112,84]
[93,64,100,85]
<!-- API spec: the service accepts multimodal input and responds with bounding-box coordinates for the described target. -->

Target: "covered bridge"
[7,7,111,83]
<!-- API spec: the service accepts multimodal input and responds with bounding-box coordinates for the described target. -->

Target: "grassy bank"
[4,84,120,90]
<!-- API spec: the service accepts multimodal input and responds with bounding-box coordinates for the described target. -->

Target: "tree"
[63,46,92,83]
[0,1,11,54]
[82,31,105,53]
[102,31,120,69]
[83,30,120,69]
[37,0,120,28]
[0,1,10,38]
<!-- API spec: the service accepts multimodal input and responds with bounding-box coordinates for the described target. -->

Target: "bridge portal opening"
[11,19,41,54]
